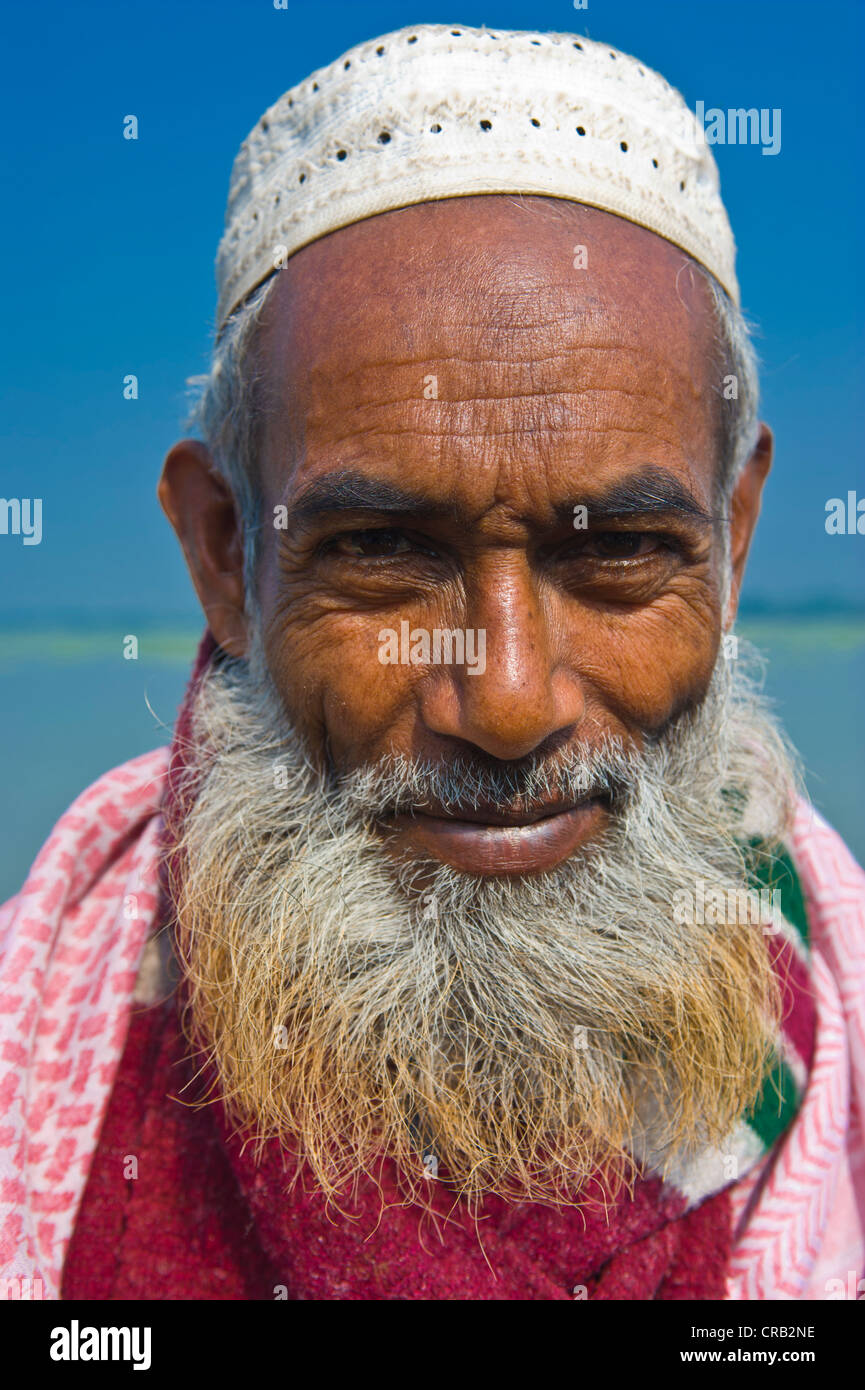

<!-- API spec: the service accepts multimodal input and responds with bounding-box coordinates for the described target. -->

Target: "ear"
[724,423,772,628]
[158,439,250,657]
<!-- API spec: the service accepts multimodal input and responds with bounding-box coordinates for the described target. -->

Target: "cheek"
[263,602,420,765]
[581,590,723,736]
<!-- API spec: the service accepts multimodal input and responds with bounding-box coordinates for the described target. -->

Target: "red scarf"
[62,989,732,1299]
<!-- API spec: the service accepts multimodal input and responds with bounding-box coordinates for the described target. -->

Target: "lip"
[384,797,607,875]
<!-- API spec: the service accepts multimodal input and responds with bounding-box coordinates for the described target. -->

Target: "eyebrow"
[288,464,718,530]
[553,467,719,526]
[290,472,464,525]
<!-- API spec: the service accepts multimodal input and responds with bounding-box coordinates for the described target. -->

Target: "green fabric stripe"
[738,838,812,1155]
[744,839,810,947]
[746,1055,800,1150]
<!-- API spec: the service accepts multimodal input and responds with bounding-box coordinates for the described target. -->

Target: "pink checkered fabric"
[0,750,168,1299]
[1,755,863,1300]
[727,799,865,1301]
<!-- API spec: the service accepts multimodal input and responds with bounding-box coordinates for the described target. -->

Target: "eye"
[326,527,423,558]
[583,532,663,559]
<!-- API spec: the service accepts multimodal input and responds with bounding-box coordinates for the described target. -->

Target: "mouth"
[382,795,609,875]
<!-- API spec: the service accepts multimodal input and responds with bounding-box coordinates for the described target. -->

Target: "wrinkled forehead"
[255,196,722,507]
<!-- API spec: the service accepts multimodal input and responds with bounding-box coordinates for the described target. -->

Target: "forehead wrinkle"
[301,337,705,428]
[287,261,705,394]
[303,343,701,430]
[305,342,681,384]
[305,383,691,461]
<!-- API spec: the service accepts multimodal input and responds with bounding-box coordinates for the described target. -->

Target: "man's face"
[159,199,781,1198]
[251,197,728,875]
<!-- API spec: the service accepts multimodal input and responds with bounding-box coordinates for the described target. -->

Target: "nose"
[419,558,585,761]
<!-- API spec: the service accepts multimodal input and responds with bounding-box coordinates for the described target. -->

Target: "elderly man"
[2,24,863,1303]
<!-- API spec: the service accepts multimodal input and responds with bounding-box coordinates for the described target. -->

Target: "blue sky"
[1,0,863,622]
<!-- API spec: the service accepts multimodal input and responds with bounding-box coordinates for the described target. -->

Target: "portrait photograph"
[1,0,863,1348]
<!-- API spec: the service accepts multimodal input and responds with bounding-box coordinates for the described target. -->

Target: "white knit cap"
[216,22,738,328]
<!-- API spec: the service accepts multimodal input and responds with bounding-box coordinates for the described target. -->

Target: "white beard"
[168,637,799,1205]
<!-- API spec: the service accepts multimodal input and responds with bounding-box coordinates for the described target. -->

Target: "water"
[1,621,862,903]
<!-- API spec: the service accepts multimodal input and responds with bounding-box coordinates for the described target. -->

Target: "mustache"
[337,736,641,821]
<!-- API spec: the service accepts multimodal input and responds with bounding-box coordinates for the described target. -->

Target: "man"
[2,23,863,1301]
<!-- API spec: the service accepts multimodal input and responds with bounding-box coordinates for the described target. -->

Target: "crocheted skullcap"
[216,22,738,327]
